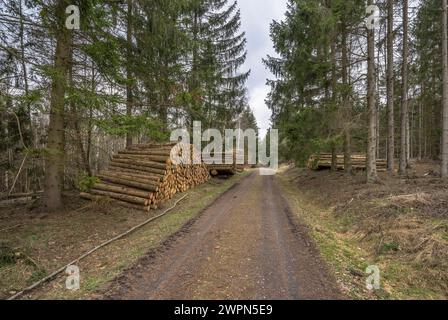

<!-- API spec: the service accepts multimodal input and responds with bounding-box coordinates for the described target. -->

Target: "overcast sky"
[238,0,288,137]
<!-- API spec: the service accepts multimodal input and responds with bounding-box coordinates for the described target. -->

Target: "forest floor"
[0,171,250,300]
[277,161,448,300]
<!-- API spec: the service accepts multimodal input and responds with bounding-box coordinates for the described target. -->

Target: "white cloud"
[237,0,288,138]
[248,86,271,137]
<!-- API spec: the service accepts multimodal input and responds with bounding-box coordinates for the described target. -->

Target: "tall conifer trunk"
[367,0,378,183]
[399,0,409,175]
[43,0,72,210]
[386,0,395,173]
[442,0,448,178]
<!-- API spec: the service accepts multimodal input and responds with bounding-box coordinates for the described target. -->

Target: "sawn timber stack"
[81,143,210,211]
[307,154,387,172]
[202,150,246,176]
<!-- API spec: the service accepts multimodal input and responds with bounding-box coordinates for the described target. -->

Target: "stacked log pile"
[81,143,210,211]
[307,154,387,172]
[202,150,245,176]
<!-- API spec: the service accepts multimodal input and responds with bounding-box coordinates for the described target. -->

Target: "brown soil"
[104,172,344,300]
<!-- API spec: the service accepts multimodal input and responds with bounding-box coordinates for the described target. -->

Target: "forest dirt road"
[104,171,344,300]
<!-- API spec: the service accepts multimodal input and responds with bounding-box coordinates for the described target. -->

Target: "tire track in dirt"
[104,171,344,300]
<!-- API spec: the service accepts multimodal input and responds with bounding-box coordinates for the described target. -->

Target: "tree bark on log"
[92,183,151,199]
[97,175,159,192]
[118,150,172,156]
[80,193,150,212]
[82,143,210,210]
[90,189,149,206]
[114,154,172,164]
[111,158,168,169]
[106,167,164,180]
[100,171,161,183]
[109,162,166,175]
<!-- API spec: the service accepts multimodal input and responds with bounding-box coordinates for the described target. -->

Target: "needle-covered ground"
[277,162,448,300]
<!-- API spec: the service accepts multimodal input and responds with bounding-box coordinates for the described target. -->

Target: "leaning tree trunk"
[386,0,395,173]
[43,0,72,210]
[399,0,409,175]
[442,0,448,178]
[366,0,378,184]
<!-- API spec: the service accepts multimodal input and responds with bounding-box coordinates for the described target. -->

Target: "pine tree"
[442,0,448,178]
[399,0,409,175]
[189,0,250,130]
[0,0,251,202]
[386,0,395,173]
[366,0,378,183]
[43,0,73,209]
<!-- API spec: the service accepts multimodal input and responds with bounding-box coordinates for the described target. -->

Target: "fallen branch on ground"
[0,224,21,233]
[7,194,188,300]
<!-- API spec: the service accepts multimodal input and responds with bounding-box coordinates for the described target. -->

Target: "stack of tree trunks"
[307,154,387,172]
[81,143,210,212]
[202,150,245,176]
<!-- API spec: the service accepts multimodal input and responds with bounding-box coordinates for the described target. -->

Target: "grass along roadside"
[276,171,374,299]
[0,171,251,300]
[276,166,448,300]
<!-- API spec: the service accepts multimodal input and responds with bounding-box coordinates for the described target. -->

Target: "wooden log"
[118,150,172,156]
[83,143,210,210]
[90,189,149,206]
[0,191,43,200]
[97,175,158,192]
[111,158,168,169]
[114,154,172,166]
[99,173,160,187]
[106,167,165,180]
[309,153,387,171]
[129,142,177,149]
[92,183,151,199]
[207,165,236,170]
[101,170,161,182]
[80,193,150,212]
[80,192,100,201]
[109,162,166,175]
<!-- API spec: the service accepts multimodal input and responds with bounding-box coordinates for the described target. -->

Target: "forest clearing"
[1,0,448,304]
